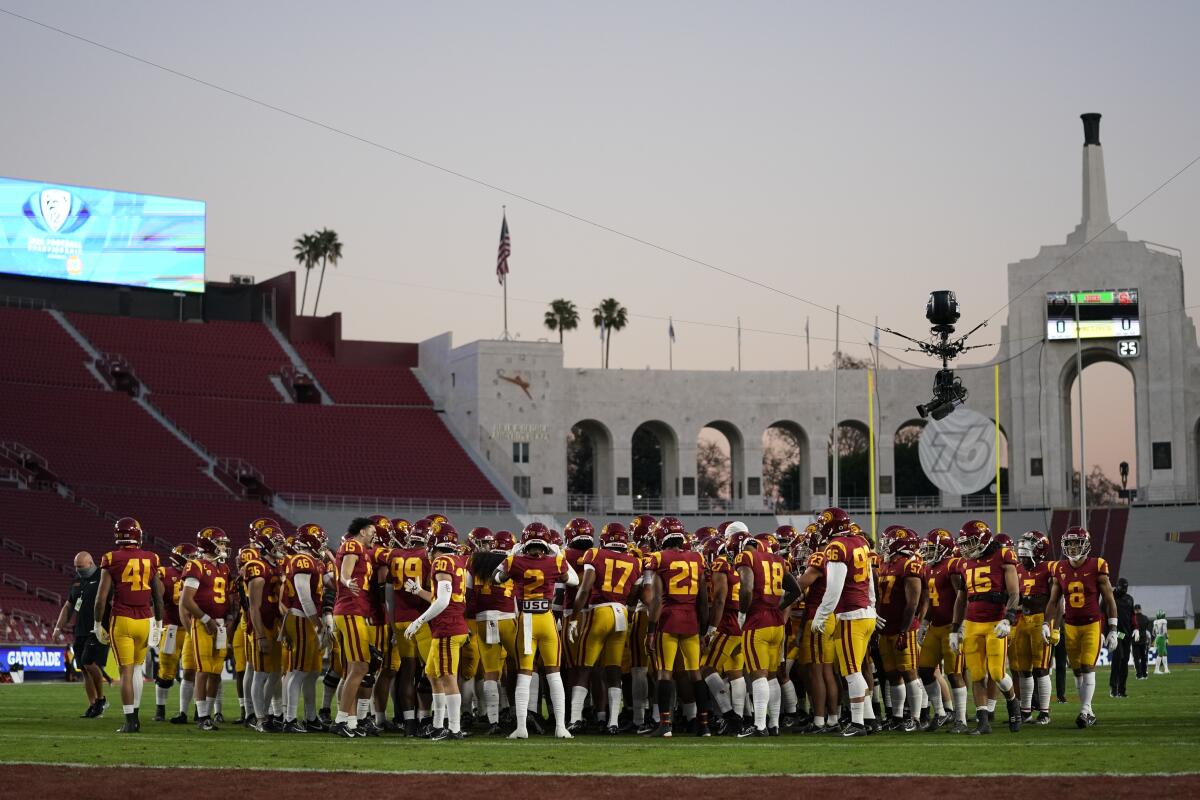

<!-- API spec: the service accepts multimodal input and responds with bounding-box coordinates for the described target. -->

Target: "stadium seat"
[0,307,95,389]
[294,341,431,405]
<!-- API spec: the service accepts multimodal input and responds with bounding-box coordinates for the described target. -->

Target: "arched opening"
[893,420,939,508]
[567,419,613,512]
[1062,354,1136,506]
[763,421,809,513]
[965,423,1009,508]
[828,420,870,508]
[632,420,679,512]
[698,421,744,512]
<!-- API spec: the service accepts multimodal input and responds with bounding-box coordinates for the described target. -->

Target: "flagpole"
[500,206,510,340]
[737,316,742,371]
[502,277,508,341]
[868,367,877,544]
[832,305,840,507]
[669,317,674,370]
[805,316,811,371]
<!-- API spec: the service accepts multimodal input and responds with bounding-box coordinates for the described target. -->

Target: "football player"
[626,514,658,728]
[244,526,286,732]
[876,526,924,731]
[560,518,595,730]
[1152,610,1169,674]
[1013,530,1055,724]
[493,521,578,738]
[153,543,195,722]
[950,520,1022,735]
[94,517,164,733]
[280,524,331,732]
[736,531,800,736]
[389,518,434,736]
[702,527,748,735]
[472,529,518,734]
[329,517,378,737]
[1044,526,1119,728]
[917,528,966,732]
[808,508,876,737]
[364,515,395,732]
[179,526,234,731]
[794,529,840,734]
[569,522,642,735]
[404,522,471,740]
[642,517,713,737]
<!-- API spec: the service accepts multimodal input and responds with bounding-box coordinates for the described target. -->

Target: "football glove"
[948,629,962,653]
[566,618,580,643]
[1105,627,1119,652]
[917,620,929,646]
[875,615,887,632]
[93,622,110,646]
[1132,629,1140,642]
[403,578,422,595]
[810,616,827,635]
[148,620,163,649]
[737,612,747,631]
[993,619,1012,639]
[1041,622,1053,644]
[404,619,425,640]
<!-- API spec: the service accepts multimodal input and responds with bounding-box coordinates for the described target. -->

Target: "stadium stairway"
[264,321,333,404]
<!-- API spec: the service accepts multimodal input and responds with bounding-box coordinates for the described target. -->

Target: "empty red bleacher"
[0,306,96,389]
[70,313,288,402]
[0,383,215,492]
[152,396,503,502]
[78,491,292,545]
[295,341,431,405]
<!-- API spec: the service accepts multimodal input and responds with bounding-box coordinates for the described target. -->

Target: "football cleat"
[604,724,620,735]
[1007,698,1023,733]
[865,718,882,733]
[283,719,308,734]
[696,722,712,737]
[967,710,991,735]
[94,697,108,717]
[329,722,355,738]
[567,720,587,735]
[768,726,780,737]
[555,727,574,739]
[650,722,673,738]
[841,723,869,737]
[636,721,657,735]
[737,725,767,738]
[378,719,401,733]
[899,717,917,732]
[306,720,328,733]
[116,720,140,734]
[81,702,99,719]
[243,713,258,728]
[526,712,546,736]
[359,718,381,737]
[169,712,188,725]
[508,728,530,739]
[214,711,226,724]
[318,708,333,725]
[1035,711,1051,726]
[924,714,943,732]
[486,723,504,736]
[947,719,969,734]
[153,706,166,722]
[404,719,419,737]
[429,727,450,741]
[197,717,217,732]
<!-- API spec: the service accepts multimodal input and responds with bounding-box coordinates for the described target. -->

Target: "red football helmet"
[653,517,688,548]
[753,532,780,554]
[564,517,595,547]
[548,529,563,548]
[693,526,719,546]
[167,542,197,570]
[249,526,281,559]
[492,530,516,552]
[113,517,144,546]
[884,526,919,559]
[235,545,258,570]
[630,515,658,547]
[1060,526,1092,562]
[390,519,411,547]
[1017,530,1051,566]
[599,522,629,550]
[994,533,1014,551]
[427,522,458,552]
[726,530,752,555]
[957,520,993,559]
[367,515,393,547]
[408,518,433,547]
[791,531,817,563]
[425,513,449,526]
[521,521,552,551]
[774,525,798,551]
[815,507,853,542]
[702,536,724,565]
[196,526,230,560]
[918,529,954,564]
[295,523,328,554]
[468,527,495,552]
[249,517,280,535]
[717,521,733,536]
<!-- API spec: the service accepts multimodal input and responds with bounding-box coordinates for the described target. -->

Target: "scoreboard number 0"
[1118,340,1139,358]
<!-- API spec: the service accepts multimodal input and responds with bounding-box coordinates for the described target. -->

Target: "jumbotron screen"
[0,176,205,293]
[1045,289,1140,340]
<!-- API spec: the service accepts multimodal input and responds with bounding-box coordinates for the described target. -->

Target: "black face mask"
[76,566,96,578]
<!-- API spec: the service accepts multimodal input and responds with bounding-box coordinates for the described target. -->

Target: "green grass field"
[1,667,1197,776]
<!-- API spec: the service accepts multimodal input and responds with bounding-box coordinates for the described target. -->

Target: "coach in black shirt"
[53,552,110,718]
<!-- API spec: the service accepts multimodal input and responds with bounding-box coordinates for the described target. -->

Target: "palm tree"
[543,299,580,344]
[592,297,628,368]
[311,228,342,316]
[292,233,319,314]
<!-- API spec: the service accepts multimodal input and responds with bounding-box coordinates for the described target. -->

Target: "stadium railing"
[276,492,510,513]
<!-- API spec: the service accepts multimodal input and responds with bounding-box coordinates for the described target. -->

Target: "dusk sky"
[4,1,1198,481]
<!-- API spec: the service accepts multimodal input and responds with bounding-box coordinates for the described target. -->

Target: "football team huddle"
[90,507,1121,742]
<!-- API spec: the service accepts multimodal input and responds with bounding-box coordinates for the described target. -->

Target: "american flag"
[496,213,511,285]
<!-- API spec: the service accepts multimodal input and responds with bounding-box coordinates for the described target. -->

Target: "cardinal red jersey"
[922,557,960,627]
[388,547,430,623]
[957,545,1018,623]
[428,552,469,637]
[157,564,184,626]
[182,558,231,618]
[100,546,160,620]
[333,538,373,617]
[473,572,515,615]
[1018,560,1055,600]
[710,555,742,635]
[241,556,283,631]
[645,548,704,635]
[563,546,592,610]
[1052,557,1109,625]
[504,551,567,613]
[282,553,324,614]
[823,534,873,614]
[581,547,642,606]
[803,552,828,618]
[366,545,391,626]
[877,554,923,635]
[733,548,786,630]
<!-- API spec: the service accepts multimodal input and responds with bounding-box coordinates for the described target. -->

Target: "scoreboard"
[1045,289,1140,340]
